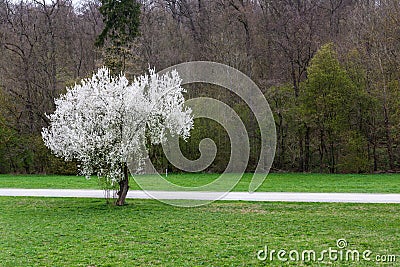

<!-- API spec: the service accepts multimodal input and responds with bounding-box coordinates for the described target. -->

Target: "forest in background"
[0,0,399,174]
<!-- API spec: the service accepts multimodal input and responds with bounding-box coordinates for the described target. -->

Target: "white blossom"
[42,67,193,185]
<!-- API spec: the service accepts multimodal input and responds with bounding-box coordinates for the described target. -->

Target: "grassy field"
[0,173,400,193]
[2,173,398,266]
[0,197,399,266]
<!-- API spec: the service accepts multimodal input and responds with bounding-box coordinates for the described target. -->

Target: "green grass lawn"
[0,173,400,193]
[0,197,398,266]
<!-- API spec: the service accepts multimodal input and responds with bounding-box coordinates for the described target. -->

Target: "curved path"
[0,189,399,203]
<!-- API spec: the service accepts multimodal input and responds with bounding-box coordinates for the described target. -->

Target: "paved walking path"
[0,188,399,203]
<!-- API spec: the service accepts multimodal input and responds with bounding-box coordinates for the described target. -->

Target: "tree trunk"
[319,129,325,173]
[291,61,299,98]
[373,139,378,172]
[116,163,129,206]
[298,130,304,172]
[383,106,394,170]
[329,141,335,174]
[276,112,283,169]
[304,125,310,172]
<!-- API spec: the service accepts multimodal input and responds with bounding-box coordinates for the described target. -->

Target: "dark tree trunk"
[373,139,378,172]
[319,129,325,173]
[291,61,299,98]
[276,112,283,169]
[329,141,335,174]
[383,107,394,170]
[298,130,304,172]
[304,125,310,172]
[116,163,129,206]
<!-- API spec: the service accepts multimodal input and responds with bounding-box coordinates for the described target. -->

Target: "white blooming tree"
[42,67,193,205]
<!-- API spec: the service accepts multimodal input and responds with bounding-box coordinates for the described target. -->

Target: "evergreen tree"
[96,0,141,74]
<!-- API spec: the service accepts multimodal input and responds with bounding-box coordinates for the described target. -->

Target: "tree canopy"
[95,0,141,48]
